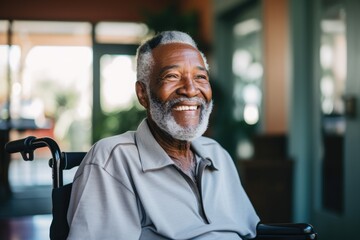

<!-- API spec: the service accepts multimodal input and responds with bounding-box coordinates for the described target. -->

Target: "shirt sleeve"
[66,162,142,239]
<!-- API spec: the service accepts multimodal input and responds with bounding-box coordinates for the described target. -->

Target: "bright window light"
[244,104,259,125]
[100,54,137,113]
[96,22,149,44]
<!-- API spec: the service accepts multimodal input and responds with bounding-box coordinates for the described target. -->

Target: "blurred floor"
[0,214,51,240]
[0,185,52,219]
[0,185,52,240]
[0,154,77,239]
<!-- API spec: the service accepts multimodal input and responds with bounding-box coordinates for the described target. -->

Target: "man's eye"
[163,74,180,80]
[195,74,208,81]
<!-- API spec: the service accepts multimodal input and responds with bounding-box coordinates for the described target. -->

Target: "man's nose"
[177,75,200,97]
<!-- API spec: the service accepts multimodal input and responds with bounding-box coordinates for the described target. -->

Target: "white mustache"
[165,97,207,110]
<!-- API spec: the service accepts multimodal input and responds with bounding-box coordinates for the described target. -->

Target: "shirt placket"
[176,158,211,224]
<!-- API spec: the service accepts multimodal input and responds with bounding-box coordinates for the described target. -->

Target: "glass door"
[2,21,92,189]
[92,22,149,143]
[314,0,360,238]
[319,0,347,214]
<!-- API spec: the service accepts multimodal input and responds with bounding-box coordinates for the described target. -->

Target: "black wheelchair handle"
[6,135,63,188]
[62,152,86,170]
[257,222,316,235]
[48,152,86,170]
[5,136,37,153]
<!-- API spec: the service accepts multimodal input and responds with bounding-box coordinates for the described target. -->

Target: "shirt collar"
[135,119,218,172]
[191,137,218,170]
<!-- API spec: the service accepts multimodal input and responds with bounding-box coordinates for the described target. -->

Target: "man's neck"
[146,118,194,168]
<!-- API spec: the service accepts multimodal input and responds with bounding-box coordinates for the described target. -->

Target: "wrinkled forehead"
[151,43,205,65]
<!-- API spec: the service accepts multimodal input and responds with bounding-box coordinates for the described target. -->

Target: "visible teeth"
[174,105,198,111]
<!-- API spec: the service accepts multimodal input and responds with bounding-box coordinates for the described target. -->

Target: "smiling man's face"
[147,43,213,141]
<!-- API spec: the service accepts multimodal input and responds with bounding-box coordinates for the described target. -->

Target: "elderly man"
[67,31,259,239]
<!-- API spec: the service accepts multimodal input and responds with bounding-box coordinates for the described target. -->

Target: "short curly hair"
[136,31,209,86]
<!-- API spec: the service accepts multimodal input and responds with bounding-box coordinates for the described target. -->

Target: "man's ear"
[136,81,149,109]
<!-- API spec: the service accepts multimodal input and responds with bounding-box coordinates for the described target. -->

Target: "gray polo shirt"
[67,119,259,239]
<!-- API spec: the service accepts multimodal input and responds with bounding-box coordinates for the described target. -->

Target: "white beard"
[149,95,213,141]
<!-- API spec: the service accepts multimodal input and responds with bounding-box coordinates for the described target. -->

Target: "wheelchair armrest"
[255,223,317,240]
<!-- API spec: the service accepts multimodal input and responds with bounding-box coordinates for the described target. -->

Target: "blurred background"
[0,0,359,239]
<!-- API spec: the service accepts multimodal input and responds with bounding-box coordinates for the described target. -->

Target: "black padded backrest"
[50,183,72,240]
[49,152,86,240]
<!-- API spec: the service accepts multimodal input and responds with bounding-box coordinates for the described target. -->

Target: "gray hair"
[136,31,209,86]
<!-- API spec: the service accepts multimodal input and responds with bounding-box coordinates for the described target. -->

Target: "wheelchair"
[5,136,318,240]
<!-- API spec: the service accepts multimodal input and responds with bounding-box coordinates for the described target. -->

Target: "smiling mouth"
[173,105,199,111]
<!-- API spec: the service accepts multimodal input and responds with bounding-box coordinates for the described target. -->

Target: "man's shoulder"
[79,131,138,168]
[91,131,137,154]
